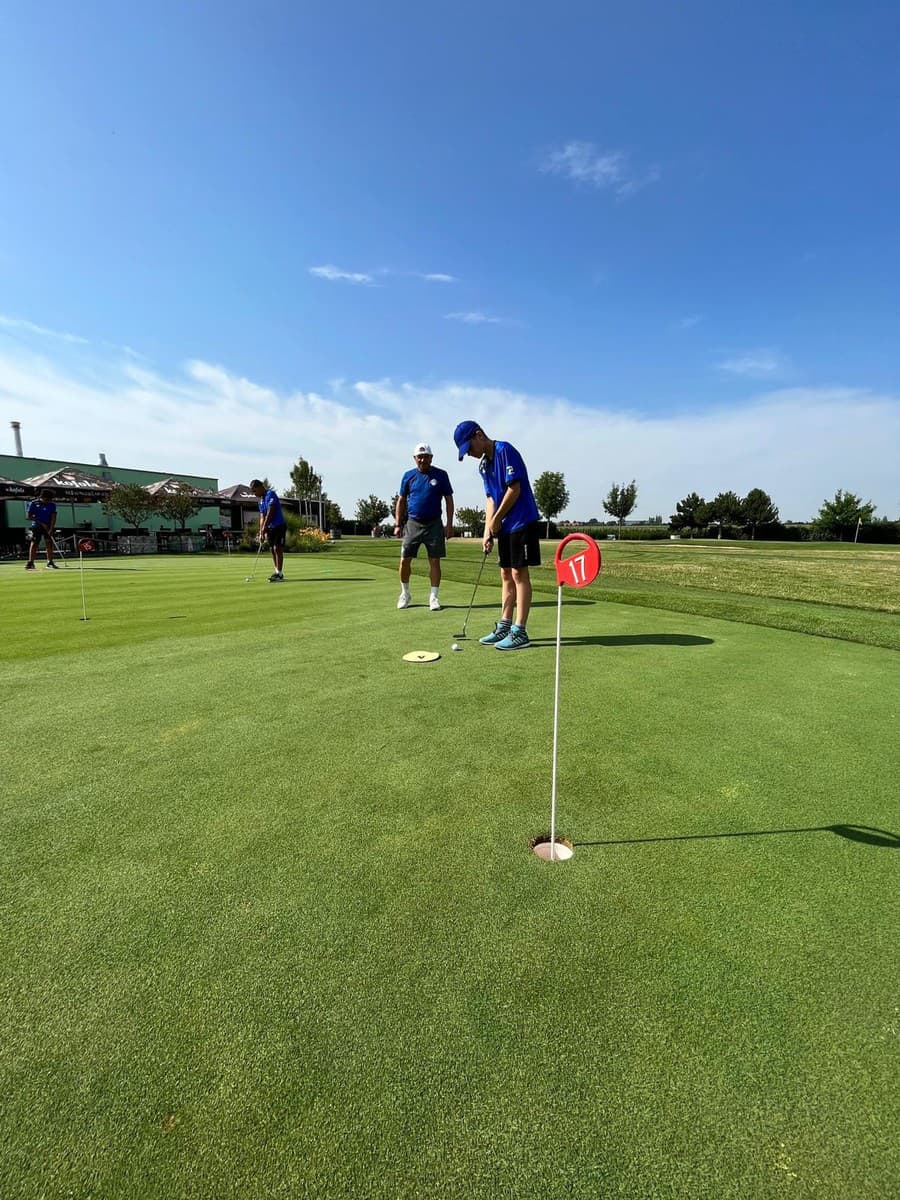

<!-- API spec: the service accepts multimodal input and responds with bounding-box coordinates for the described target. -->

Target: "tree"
[670,492,707,538]
[286,457,323,500]
[325,500,343,528]
[533,471,570,536]
[742,488,779,539]
[284,457,330,528]
[103,483,160,529]
[157,483,201,529]
[603,480,638,534]
[456,505,486,536]
[355,495,390,526]
[708,491,744,539]
[813,490,876,541]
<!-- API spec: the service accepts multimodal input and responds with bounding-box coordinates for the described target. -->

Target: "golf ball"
[451,643,461,651]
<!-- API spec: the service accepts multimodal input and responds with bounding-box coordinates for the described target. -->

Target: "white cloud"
[309,265,374,285]
[445,311,510,326]
[717,349,788,379]
[540,141,660,198]
[0,313,89,345]
[422,273,457,283]
[0,335,897,522]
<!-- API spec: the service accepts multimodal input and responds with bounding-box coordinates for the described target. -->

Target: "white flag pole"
[550,581,564,859]
[79,550,89,621]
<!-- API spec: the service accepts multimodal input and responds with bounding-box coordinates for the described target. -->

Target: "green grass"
[1,546,898,1199]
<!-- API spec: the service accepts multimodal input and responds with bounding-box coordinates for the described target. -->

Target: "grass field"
[2,540,898,1199]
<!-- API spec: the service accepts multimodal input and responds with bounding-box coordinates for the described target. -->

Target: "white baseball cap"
[413,443,433,456]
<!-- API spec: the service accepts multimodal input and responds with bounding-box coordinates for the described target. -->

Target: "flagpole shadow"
[574,824,900,849]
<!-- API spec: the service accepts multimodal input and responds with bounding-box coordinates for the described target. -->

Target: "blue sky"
[1,0,898,519]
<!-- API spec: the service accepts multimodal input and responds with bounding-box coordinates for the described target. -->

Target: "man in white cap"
[394,443,454,610]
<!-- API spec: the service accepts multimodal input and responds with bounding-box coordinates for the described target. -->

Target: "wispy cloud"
[678,314,704,330]
[0,313,89,345]
[717,349,788,379]
[308,265,374,285]
[540,141,660,198]
[422,273,457,283]
[2,333,897,521]
[445,311,511,326]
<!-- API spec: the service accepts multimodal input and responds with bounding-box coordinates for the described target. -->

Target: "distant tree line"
[104,482,204,529]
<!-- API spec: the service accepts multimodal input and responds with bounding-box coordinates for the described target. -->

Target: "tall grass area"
[1,547,898,1199]
[338,537,900,650]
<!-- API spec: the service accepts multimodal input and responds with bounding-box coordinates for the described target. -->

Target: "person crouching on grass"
[453,421,541,650]
[394,442,454,611]
[250,479,287,582]
[25,488,59,570]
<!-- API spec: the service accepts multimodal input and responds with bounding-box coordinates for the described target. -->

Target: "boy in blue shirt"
[250,479,287,582]
[453,421,540,650]
[25,488,59,571]
[394,443,454,610]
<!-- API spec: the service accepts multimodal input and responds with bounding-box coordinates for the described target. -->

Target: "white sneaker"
[429,595,442,611]
[397,593,410,609]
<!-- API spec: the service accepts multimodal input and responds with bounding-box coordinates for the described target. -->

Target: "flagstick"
[79,551,89,621]
[550,581,564,860]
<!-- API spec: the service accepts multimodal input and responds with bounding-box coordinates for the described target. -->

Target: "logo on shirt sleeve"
[506,465,515,477]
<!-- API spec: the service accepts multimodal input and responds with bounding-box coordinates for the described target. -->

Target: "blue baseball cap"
[454,420,481,460]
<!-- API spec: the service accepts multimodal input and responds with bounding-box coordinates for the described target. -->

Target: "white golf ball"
[451,643,461,651]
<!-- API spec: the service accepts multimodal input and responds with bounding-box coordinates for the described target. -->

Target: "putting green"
[1,551,897,1199]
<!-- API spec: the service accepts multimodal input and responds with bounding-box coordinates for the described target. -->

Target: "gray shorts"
[401,518,446,559]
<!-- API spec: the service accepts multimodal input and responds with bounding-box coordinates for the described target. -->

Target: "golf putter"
[244,540,265,582]
[454,550,490,640]
[50,533,69,568]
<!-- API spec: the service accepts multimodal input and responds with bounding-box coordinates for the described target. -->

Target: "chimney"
[99,453,109,467]
[11,421,23,456]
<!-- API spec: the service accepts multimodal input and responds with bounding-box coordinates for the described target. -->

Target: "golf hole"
[531,835,574,862]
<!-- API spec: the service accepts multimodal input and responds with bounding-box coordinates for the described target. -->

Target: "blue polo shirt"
[258,489,286,527]
[27,500,57,528]
[400,467,453,522]
[479,441,539,532]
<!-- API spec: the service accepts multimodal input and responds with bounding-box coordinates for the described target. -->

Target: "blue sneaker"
[495,625,530,651]
[479,622,511,645]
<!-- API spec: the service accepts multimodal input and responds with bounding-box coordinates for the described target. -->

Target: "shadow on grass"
[575,824,900,849]
[532,633,714,648]
[446,598,595,610]
[279,577,375,583]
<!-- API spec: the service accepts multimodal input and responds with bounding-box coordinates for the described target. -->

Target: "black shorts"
[497,521,541,570]
[266,524,287,547]
[28,526,52,545]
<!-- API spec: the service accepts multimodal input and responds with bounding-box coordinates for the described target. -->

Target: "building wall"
[0,454,222,536]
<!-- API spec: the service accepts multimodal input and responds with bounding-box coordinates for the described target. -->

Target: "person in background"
[250,479,287,582]
[394,443,454,610]
[25,488,59,571]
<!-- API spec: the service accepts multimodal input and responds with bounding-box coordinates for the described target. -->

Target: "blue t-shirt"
[258,489,286,528]
[479,441,539,532]
[400,466,453,522]
[27,500,57,528]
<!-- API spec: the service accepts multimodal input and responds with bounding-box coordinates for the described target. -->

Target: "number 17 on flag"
[535,535,602,862]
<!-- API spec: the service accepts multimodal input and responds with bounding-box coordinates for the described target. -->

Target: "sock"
[401,583,411,597]
[430,586,439,598]
[497,618,511,630]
